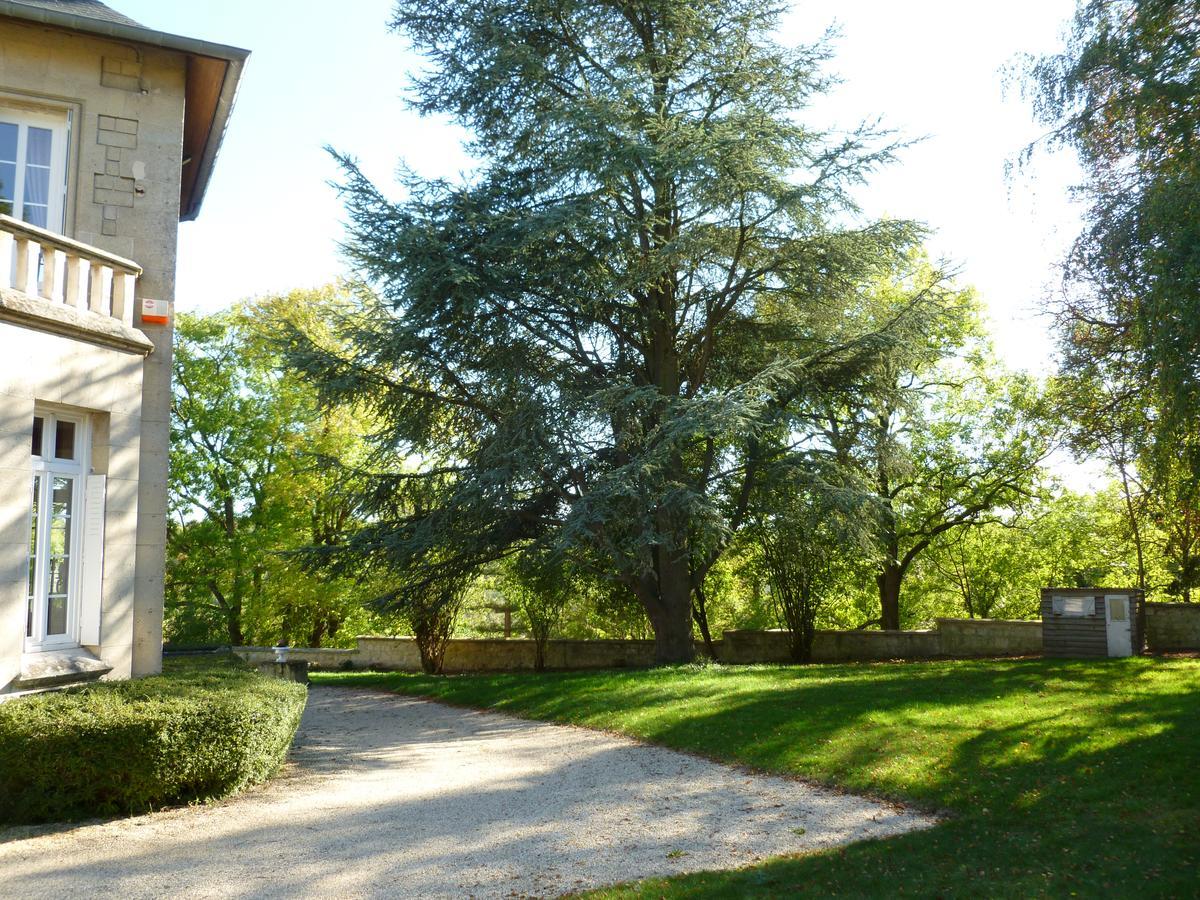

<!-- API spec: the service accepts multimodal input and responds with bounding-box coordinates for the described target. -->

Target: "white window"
[26,412,88,651]
[0,106,69,232]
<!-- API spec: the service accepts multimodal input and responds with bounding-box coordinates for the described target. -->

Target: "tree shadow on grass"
[327,657,1200,897]
[572,659,1200,898]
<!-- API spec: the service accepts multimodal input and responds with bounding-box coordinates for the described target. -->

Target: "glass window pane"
[52,475,73,507]
[32,416,43,456]
[26,127,51,167]
[50,477,72,556]
[22,205,47,228]
[49,524,70,557]
[0,120,16,215]
[44,475,73,636]
[23,165,48,206]
[0,161,14,215]
[48,556,69,595]
[22,128,52,228]
[26,475,39,639]
[28,474,39,558]
[46,594,67,635]
[0,122,16,163]
[54,420,75,460]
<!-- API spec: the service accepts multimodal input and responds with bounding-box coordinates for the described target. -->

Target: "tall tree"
[807,264,1053,629]
[167,288,373,648]
[868,372,1051,629]
[1028,0,1200,483]
[920,487,1141,621]
[169,310,285,645]
[503,547,574,671]
[289,0,922,661]
[1054,368,1151,591]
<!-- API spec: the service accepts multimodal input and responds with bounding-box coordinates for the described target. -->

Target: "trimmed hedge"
[0,655,307,825]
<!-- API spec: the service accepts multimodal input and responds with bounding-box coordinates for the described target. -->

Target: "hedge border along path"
[0,655,306,825]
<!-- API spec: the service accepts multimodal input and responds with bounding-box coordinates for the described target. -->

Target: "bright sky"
[118,0,1084,377]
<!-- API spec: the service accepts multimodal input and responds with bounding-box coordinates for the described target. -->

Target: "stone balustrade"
[0,213,142,327]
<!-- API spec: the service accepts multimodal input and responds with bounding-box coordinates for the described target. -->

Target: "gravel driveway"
[0,686,934,898]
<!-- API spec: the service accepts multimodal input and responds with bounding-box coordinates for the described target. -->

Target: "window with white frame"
[26,412,88,651]
[0,105,69,231]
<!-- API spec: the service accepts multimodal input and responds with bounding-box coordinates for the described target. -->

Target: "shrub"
[0,655,307,825]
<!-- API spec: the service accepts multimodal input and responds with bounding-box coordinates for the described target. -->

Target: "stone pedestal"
[255,660,309,684]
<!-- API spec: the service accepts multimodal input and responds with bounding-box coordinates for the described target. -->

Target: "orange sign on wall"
[141,298,169,325]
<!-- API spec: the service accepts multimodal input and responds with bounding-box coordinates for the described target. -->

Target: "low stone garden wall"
[235,617,1042,671]
[936,617,1046,656]
[236,646,358,669]
[231,605,1197,672]
[721,618,1043,664]
[1145,603,1200,652]
[353,636,698,672]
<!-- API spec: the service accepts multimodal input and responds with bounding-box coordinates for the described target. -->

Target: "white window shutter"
[79,474,106,646]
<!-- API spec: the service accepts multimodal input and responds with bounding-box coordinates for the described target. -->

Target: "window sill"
[0,286,154,355]
[13,647,112,692]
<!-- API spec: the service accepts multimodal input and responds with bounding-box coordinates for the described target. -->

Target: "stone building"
[0,0,246,693]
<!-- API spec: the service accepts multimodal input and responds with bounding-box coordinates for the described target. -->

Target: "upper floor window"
[0,106,69,232]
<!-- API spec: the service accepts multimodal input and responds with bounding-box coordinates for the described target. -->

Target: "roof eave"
[180,53,245,222]
[0,1,249,65]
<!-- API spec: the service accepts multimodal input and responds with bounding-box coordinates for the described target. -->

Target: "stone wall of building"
[0,329,144,690]
[1,19,189,676]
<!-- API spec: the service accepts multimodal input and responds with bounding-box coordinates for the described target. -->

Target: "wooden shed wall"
[1040,590,1145,658]
[1041,596,1108,657]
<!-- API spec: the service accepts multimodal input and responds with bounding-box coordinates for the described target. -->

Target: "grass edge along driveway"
[314,657,1199,898]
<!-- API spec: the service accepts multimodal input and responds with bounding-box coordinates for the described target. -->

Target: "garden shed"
[1040,588,1144,658]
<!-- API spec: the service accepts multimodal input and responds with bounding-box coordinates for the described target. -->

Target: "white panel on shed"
[79,474,107,646]
[1053,596,1094,617]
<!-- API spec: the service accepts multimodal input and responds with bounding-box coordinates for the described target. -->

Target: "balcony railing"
[0,213,142,328]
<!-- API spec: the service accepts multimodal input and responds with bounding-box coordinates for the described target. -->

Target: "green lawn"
[313,658,1199,897]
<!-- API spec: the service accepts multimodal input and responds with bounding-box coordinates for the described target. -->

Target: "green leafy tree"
[805,264,1053,629]
[916,487,1148,620]
[1054,369,1151,590]
[169,312,287,645]
[1054,369,1200,601]
[1028,0,1200,484]
[503,548,573,671]
[869,373,1051,628]
[752,480,861,662]
[167,288,375,648]
[926,526,1019,620]
[287,0,924,662]
[1144,453,1200,600]
[405,575,470,674]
